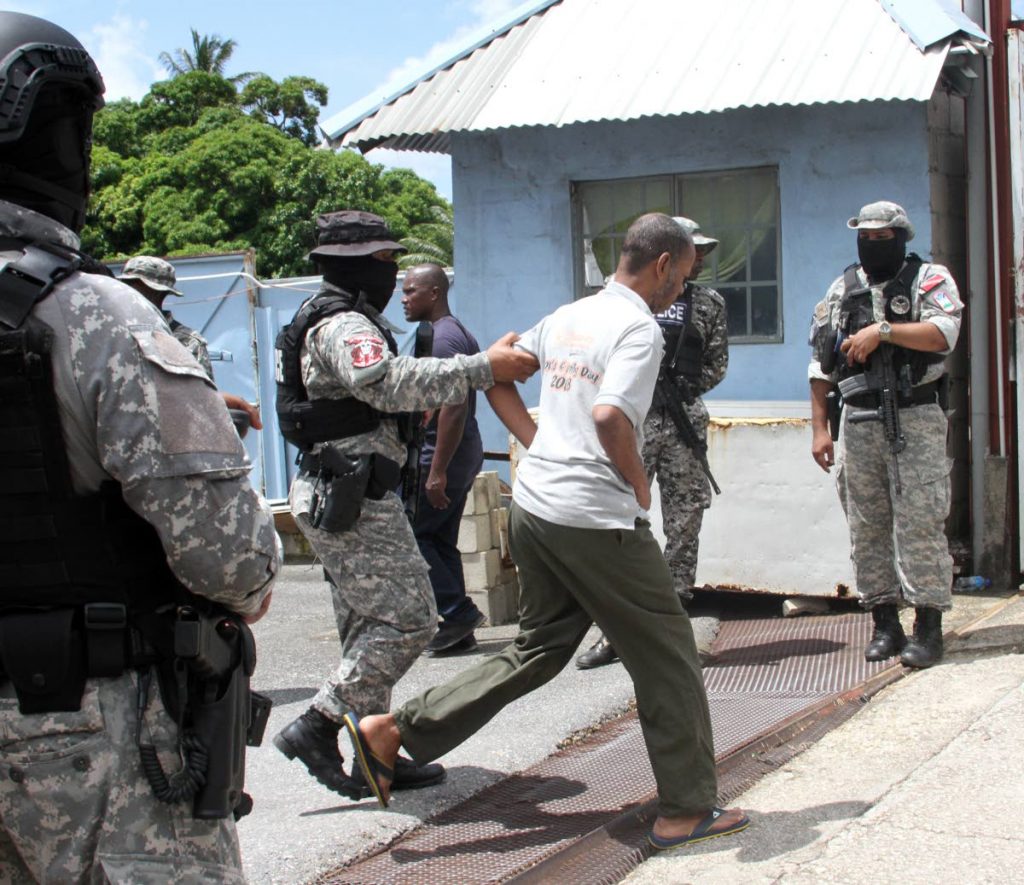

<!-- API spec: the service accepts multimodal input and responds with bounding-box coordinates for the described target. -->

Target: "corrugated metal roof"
[880,0,989,50]
[330,0,988,154]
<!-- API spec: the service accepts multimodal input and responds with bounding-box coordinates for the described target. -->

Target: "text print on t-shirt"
[543,356,603,392]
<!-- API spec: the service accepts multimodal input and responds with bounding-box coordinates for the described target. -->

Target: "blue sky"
[8,0,533,199]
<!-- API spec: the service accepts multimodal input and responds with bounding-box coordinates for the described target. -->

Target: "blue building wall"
[449,99,933,454]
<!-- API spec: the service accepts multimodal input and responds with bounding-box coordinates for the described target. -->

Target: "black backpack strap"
[0,239,83,329]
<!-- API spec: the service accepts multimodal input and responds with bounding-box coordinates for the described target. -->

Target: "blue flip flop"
[647,807,750,850]
[342,712,394,809]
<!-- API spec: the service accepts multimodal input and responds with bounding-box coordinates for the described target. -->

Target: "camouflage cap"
[671,216,719,254]
[308,210,407,260]
[847,201,915,241]
[118,255,183,296]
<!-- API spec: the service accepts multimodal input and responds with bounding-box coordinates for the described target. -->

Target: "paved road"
[237,562,649,883]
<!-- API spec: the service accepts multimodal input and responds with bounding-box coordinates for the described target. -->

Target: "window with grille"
[574,166,782,342]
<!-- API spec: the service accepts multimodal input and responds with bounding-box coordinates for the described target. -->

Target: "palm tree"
[399,204,454,268]
[159,29,254,84]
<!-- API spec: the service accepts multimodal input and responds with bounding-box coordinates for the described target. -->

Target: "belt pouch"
[0,609,86,713]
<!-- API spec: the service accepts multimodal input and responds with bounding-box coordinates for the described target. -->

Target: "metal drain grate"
[313,611,897,885]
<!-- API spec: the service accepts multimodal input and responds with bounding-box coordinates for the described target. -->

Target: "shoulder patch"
[921,273,946,293]
[345,334,386,369]
[933,289,958,313]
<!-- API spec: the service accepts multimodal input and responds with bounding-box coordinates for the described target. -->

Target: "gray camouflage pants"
[0,672,242,884]
[836,402,953,611]
[643,409,712,601]
[291,475,436,721]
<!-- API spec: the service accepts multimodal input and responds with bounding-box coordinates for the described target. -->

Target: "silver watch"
[878,321,893,342]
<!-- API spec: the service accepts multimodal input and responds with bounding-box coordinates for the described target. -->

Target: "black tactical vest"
[275,289,408,453]
[658,284,704,384]
[837,254,945,384]
[0,239,194,713]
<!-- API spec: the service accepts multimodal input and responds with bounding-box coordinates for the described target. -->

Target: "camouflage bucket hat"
[118,255,183,296]
[308,210,407,260]
[847,201,915,241]
[671,216,719,254]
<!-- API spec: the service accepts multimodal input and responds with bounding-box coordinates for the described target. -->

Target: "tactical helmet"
[0,12,105,231]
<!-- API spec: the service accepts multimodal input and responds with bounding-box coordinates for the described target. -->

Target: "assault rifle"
[838,343,910,495]
[652,370,721,495]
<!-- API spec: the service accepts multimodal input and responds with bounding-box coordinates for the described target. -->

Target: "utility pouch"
[0,608,85,713]
[309,451,372,533]
[819,328,840,375]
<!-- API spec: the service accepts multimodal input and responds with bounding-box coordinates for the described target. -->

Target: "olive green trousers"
[395,502,718,817]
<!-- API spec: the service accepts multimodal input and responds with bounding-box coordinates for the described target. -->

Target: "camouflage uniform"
[809,261,962,610]
[166,315,214,380]
[644,283,729,599]
[289,282,494,720]
[119,255,214,380]
[0,200,281,883]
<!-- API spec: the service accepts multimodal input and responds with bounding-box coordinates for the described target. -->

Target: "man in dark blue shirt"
[401,264,486,655]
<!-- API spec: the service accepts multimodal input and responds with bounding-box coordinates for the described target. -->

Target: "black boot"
[576,636,618,670]
[273,707,362,799]
[900,608,943,669]
[864,604,906,662]
[350,755,447,796]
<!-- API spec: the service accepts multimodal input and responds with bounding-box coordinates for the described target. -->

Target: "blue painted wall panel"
[449,99,932,457]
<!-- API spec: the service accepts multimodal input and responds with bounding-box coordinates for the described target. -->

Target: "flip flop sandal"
[342,712,394,809]
[647,807,750,850]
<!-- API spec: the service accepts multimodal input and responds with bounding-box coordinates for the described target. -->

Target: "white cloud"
[84,14,164,102]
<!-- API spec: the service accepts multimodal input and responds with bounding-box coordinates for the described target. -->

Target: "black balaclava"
[320,255,400,312]
[0,85,94,232]
[858,229,908,283]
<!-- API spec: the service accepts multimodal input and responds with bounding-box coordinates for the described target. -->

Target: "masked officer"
[272,210,535,798]
[809,201,962,669]
[119,255,214,379]
[577,216,728,669]
[0,12,280,881]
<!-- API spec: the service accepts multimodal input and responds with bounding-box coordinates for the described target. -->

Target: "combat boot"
[900,608,943,669]
[273,707,362,799]
[863,604,906,662]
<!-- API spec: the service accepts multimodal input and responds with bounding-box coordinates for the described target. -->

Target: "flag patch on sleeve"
[346,335,386,368]
[921,273,945,292]
[933,289,957,313]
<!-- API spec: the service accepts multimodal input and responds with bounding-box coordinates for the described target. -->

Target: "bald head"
[401,262,450,323]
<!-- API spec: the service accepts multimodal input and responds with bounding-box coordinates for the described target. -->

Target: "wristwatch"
[878,321,893,343]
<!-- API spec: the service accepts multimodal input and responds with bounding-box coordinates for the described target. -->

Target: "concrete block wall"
[459,471,520,624]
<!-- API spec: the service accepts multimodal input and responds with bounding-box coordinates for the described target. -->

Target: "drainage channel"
[312,610,899,885]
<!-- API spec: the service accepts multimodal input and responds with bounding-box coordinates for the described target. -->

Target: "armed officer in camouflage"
[0,13,280,882]
[577,216,728,670]
[118,255,215,379]
[809,201,962,669]
[272,210,536,798]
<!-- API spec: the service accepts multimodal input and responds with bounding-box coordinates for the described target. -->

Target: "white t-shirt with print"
[513,281,664,530]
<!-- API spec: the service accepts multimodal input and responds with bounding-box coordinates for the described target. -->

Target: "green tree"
[158,29,254,83]
[398,203,454,268]
[82,72,452,280]
[239,75,329,147]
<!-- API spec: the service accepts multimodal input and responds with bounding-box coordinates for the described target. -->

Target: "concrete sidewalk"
[625,593,1024,885]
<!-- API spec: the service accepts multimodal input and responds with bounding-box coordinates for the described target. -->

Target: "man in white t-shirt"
[342,214,748,850]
